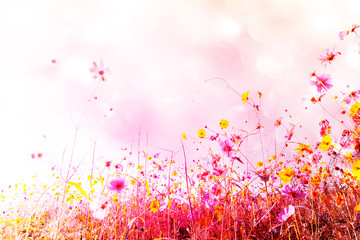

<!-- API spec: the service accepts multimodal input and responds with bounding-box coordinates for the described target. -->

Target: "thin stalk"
[180,138,195,237]
[54,128,79,240]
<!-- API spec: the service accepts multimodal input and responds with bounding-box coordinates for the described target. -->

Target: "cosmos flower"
[150,200,160,213]
[89,59,110,82]
[281,184,307,199]
[351,159,360,179]
[339,24,360,40]
[319,135,332,152]
[197,129,206,139]
[310,73,333,93]
[219,119,229,129]
[108,177,127,193]
[242,91,249,103]
[89,198,109,220]
[319,48,341,66]
[279,167,295,184]
[219,139,236,157]
[278,205,295,222]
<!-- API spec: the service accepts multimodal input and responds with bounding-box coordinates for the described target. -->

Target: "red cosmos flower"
[339,24,360,40]
[219,139,236,157]
[310,73,333,93]
[319,49,341,66]
[89,59,110,82]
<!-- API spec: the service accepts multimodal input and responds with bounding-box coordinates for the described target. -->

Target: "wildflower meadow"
[2,25,360,240]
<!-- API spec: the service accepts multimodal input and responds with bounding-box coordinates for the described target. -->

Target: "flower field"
[1,25,360,240]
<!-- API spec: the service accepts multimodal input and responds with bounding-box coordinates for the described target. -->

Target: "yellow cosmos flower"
[310,174,321,187]
[355,202,360,211]
[150,200,160,213]
[242,91,249,103]
[345,152,353,164]
[219,119,229,129]
[350,103,360,117]
[295,143,313,155]
[351,159,360,179]
[319,135,332,152]
[181,133,187,141]
[197,129,206,139]
[302,164,312,174]
[279,167,295,184]
[257,161,264,168]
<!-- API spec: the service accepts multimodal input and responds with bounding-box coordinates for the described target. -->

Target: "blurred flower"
[278,205,295,222]
[219,139,235,157]
[350,103,360,117]
[311,152,322,164]
[212,184,222,196]
[197,129,206,139]
[319,48,341,66]
[351,159,360,179]
[281,184,306,199]
[230,134,241,144]
[279,167,295,184]
[319,119,331,137]
[108,177,126,193]
[274,117,282,127]
[343,90,360,104]
[302,164,312,175]
[344,152,353,164]
[213,167,228,176]
[294,143,313,155]
[89,199,109,220]
[89,59,109,82]
[241,91,249,103]
[310,73,333,93]
[339,24,360,40]
[115,163,123,171]
[319,135,332,152]
[150,200,160,213]
[355,202,360,211]
[105,161,111,167]
[257,161,264,168]
[181,133,187,141]
[219,119,229,129]
[310,174,321,187]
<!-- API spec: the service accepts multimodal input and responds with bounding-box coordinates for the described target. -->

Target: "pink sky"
[0,0,360,187]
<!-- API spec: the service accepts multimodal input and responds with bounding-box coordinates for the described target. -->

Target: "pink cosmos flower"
[310,73,333,93]
[278,205,295,222]
[89,59,110,82]
[311,152,322,164]
[343,90,360,104]
[108,177,126,193]
[281,184,307,199]
[319,49,341,66]
[219,139,236,157]
[339,24,360,40]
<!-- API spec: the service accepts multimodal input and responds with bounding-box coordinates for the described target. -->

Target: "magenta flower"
[108,177,126,193]
[219,139,236,157]
[281,184,306,199]
[278,205,295,222]
[310,73,333,93]
[89,59,110,82]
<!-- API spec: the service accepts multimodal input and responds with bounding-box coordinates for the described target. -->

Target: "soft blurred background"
[0,0,360,188]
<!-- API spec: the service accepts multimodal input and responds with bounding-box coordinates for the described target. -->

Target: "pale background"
[0,0,360,189]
